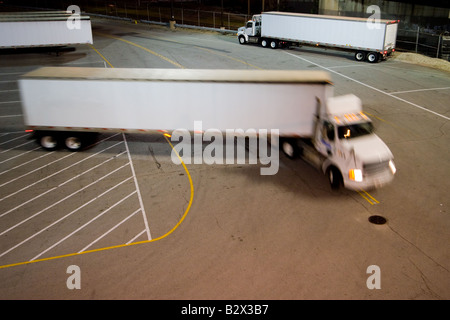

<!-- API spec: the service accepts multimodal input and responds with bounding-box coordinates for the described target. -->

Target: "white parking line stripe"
[0,133,29,146]
[30,190,137,261]
[0,151,128,221]
[0,139,34,154]
[0,140,123,199]
[0,90,19,93]
[0,175,133,259]
[0,114,21,118]
[0,146,42,165]
[127,229,146,244]
[285,51,450,121]
[389,86,450,95]
[0,151,55,176]
[123,133,152,241]
[78,208,141,253]
[0,101,20,104]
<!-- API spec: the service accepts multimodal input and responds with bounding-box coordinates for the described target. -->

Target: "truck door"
[245,21,254,36]
[317,121,335,156]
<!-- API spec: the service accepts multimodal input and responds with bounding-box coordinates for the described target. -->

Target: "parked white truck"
[238,11,398,63]
[0,12,93,49]
[18,67,396,190]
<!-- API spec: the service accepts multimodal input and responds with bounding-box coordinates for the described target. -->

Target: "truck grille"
[363,160,390,176]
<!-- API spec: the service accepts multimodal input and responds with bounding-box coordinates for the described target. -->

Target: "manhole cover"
[368,215,387,225]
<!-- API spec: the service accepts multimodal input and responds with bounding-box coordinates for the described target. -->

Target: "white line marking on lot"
[0,90,19,93]
[30,190,138,261]
[0,101,20,104]
[0,151,128,221]
[285,51,450,121]
[328,64,373,69]
[78,208,141,253]
[127,229,146,244]
[389,86,450,95]
[0,114,21,118]
[0,161,130,234]
[0,139,34,154]
[0,151,54,176]
[0,133,29,146]
[0,135,122,200]
[0,175,133,259]
[0,140,123,190]
[0,146,42,165]
[122,133,152,241]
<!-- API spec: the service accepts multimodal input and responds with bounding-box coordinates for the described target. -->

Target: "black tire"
[238,36,246,45]
[355,51,365,61]
[281,138,300,159]
[260,39,268,48]
[367,52,379,63]
[64,135,83,151]
[327,166,342,190]
[39,134,59,151]
[269,40,278,49]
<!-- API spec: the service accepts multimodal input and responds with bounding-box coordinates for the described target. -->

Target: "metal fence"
[78,1,249,31]
[397,28,450,61]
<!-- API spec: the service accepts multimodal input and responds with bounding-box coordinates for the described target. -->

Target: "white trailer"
[18,67,396,190]
[238,11,398,63]
[0,12,93,49]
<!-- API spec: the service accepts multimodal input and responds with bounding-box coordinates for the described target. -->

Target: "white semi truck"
[18,67,396,190]
[0,11,93,49]
[237,11,398,63]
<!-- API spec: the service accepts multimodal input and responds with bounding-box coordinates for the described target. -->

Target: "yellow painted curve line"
[88,44,114,68]
[0,136,194,270]
[95,32,185,69]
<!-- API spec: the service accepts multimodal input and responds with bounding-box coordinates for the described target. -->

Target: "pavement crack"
[388,224,450,275]
[148,145,163,171]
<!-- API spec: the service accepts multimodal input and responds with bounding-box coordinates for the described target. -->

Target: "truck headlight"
[349,169,363,182]
[389,160,396,174]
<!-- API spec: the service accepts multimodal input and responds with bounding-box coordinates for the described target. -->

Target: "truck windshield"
[338,122,374,139]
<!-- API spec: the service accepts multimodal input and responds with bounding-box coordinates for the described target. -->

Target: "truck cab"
[237,15,261,44]
[317,94,396,190]
[283,94,396,190]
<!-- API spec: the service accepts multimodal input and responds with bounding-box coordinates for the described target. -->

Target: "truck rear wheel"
[367,52,379,63]
[64,135,82,151]
[40,134,59,150]
[355,51,365,61]
[269,40,278,49]
[260,39,268,48]
[281,138,300,159]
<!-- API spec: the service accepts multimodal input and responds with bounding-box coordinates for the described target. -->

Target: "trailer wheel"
[281,138,300,159]
[261,39,268,48]
[40,134,59,151]
[269,40,278,49]
[355,51,365,61]
[367,52,379,63]
[327,166,342,190]
[238,36,246,45]
[64,136,82,151]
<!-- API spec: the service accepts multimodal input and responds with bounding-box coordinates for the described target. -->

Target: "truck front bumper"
[343,169,395,191]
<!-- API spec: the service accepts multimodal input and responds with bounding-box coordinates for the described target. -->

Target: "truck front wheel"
[327,166,342,190]
[238,36,246,45]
